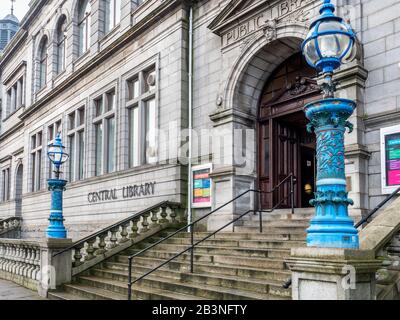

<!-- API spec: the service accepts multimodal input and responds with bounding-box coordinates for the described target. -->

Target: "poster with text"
[192,165,212,208]
[385,132,400,186]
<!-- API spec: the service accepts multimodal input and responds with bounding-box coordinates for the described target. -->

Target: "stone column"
[38,238,72,298]
[287,247,382,300]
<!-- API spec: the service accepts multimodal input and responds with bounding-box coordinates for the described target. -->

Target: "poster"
[385,133,400,186]
[192,164,212,208]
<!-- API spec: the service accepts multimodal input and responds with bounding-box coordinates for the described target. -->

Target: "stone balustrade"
[64,201,183,275]
[0,239,41,290]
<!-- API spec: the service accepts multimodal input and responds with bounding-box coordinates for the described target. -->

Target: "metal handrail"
[53,200,179,257]
[354,186,400,229]
[127,173,296,300]
[282,185,400,289]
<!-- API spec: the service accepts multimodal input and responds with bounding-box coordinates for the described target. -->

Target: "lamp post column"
[304,98,359,248]
[46,178,68,238]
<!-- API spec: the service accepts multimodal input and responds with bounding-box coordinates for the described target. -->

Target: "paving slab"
[0,279,46,300]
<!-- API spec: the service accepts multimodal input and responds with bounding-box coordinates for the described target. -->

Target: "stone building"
[0,0,399,240]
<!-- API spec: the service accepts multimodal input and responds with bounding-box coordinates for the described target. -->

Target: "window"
[47,120,62,179]
[93,90,116,176]
[68,107,85,182]
[56,16,67,74]
[78,0,91,56]
[30,131,43,192]
[126,65,157,167]
[1,168,10,202]
[38,36,48,90]
[105,0,121,33]
[6,76,23,115]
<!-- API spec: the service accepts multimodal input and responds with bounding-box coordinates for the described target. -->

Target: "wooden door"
[257,53,321,209]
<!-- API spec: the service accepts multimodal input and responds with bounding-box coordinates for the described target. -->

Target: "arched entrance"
[257,53,321,209]
[15,164,23,216]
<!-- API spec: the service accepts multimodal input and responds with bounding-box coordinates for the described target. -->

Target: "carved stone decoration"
[263,18,277,41]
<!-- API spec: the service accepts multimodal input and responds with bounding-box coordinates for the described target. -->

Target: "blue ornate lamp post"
[46,133,69,238]
[301,0,359,248]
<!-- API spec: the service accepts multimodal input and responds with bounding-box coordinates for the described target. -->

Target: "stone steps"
[90,267,289,297]
[104,260,291,282]
[50,210,310,300]
[75,274,287,300]
[130,243,291,258]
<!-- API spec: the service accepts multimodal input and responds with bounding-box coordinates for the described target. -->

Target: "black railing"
[282,185,400,289]
[354,186,400,229]
[127,173,296,300]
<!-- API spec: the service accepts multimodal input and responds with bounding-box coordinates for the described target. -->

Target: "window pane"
[115,0,121,24]
[31,154,35,192]
[31,135,36,149]
[129,106,139,167]
[69,135,75,182]
[145,98,157,164]
[95,98,103,116]
[95,123,103,176]
[128,77,139,100]
[69,113,75,130]
[78,108,85,126]
[37,132,42,146]
[48,125,54,141]
[37,150,42,190]
[78,130,84,180]
[79,20,85,54]
[107,117,115,173]
[106,91,115,111]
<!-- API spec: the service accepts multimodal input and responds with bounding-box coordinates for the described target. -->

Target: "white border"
[380,124,400,194]
[191,163,213,208]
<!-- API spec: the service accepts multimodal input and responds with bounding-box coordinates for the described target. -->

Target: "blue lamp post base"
[46,179,67,238]
[304,98,359,249]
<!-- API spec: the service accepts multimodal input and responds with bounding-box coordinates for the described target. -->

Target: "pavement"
[0,279,45,300]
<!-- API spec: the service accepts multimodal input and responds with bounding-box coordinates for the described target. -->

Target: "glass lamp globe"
[302,0,355,74]
[48,133,69,167]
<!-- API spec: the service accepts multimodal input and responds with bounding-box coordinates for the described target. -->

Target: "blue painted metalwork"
[304,99,359,248]
[46,179,68,238]
[301,0,355,75]
[46,133,69,238]
[301,0,359,249]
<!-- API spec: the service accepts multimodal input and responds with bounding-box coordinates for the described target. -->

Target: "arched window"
[38,36,48,90]
[105,0,121,33]
[56,16,67,74]
[78,0,91,56]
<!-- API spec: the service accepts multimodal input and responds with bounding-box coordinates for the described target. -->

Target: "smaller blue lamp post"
[301,0,359,248]
[46,133,69,238]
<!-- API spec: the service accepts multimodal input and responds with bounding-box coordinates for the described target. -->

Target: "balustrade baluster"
[129,217,140,239]
[85,239,96,261]
[159,205,168,224]
[141,212,150,232]
[119,223,129,243]
[150,208,159,228]
[73,245,84,267]
[95,234,107,255]
[169,205,178,224]
[108,227,119,249]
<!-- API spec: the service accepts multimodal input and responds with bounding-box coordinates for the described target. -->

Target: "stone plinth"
[287,247,382,300]
[38,238,72,298]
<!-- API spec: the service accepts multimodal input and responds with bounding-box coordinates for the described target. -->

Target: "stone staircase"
[48,209,312,300]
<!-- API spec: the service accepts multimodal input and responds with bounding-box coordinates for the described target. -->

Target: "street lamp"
[46,132,69,238]
[301,0,359,249]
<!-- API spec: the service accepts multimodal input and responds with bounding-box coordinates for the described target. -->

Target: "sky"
[0,0,31,21]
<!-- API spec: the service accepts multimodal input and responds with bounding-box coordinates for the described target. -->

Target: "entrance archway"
[257,53,321,209]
